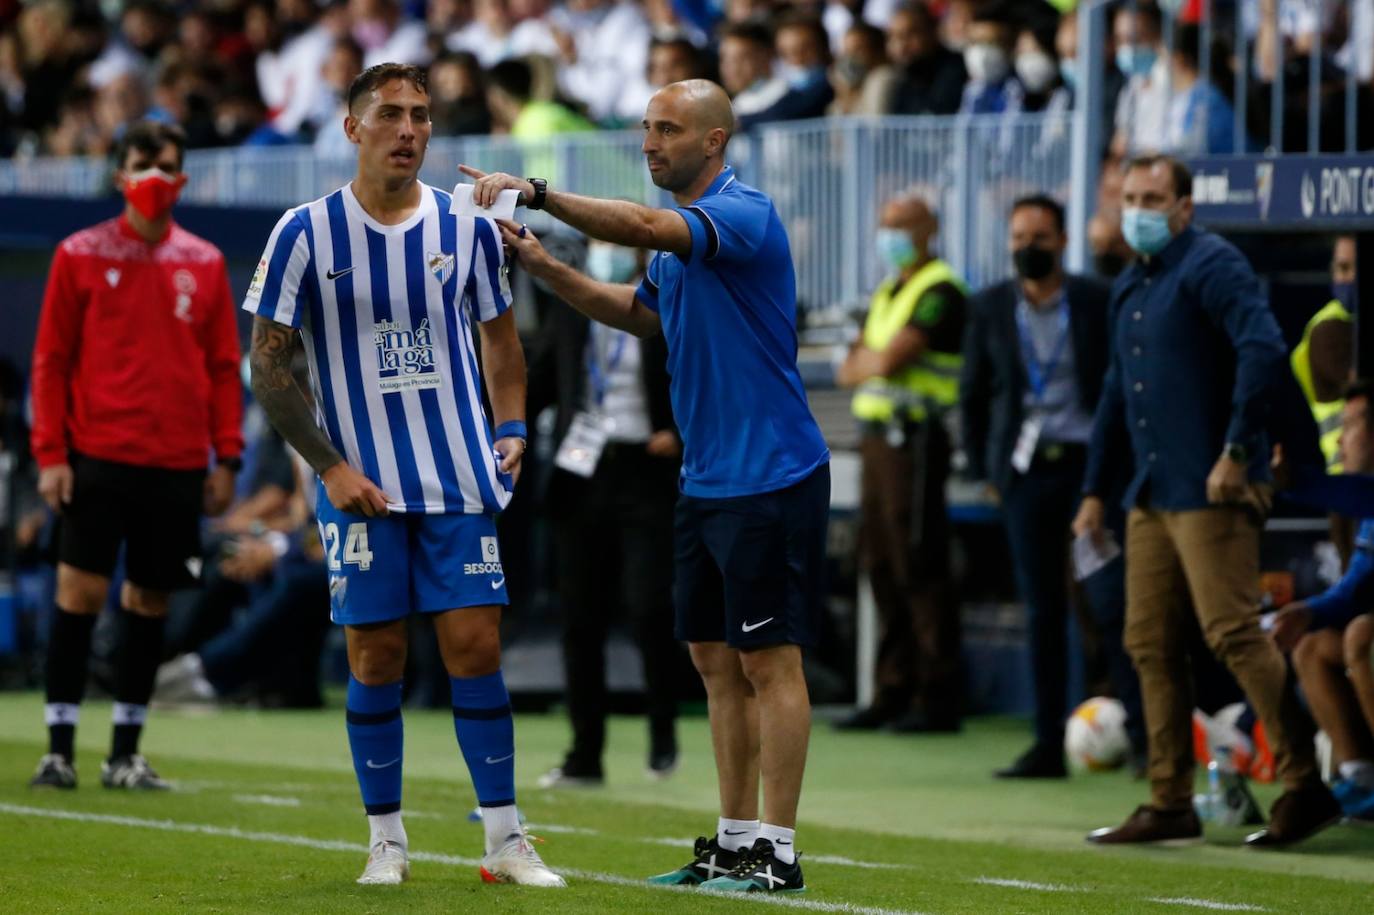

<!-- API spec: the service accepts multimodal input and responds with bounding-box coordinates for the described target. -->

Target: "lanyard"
[585,323,629,408]
[1015,297,1070,404]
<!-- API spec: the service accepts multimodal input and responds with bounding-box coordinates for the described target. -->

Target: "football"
[1064,697,1130,772]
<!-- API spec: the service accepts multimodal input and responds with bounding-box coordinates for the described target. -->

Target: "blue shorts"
[316,484,508,626]
[674,464,830,649]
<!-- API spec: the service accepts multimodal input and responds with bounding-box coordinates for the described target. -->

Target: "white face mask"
[585,242,639,284]
[1015,50,1057,93]
[963,42,1009,84]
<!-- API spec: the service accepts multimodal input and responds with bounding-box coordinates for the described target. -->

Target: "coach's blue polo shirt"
[634,165,829,498]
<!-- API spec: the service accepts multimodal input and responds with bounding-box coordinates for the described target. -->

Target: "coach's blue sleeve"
[245,208,311,328]
[674,191,770,265]
[634,251,661,313]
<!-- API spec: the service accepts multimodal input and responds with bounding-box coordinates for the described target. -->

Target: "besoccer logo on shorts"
[464,536,503,576]
[374,318,441,393]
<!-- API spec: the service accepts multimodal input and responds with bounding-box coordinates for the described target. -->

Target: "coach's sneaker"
[357,840,410,885]
[700,838,805,893]
[100,754,170,790]
[29,754,77,789]
[646,835,740,886]
[480,831,566,887]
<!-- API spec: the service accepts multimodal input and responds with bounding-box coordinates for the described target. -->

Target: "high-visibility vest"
[851,259,966,423]
[1290,298,1352,474]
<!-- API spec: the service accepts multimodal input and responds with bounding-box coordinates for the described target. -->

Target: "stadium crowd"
[2,0,1372,160]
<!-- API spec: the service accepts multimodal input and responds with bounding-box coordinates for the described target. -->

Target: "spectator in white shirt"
[1110,0,1169,158]
[349,0,432,69]
[548,0,652,123]
[446,0,559,69]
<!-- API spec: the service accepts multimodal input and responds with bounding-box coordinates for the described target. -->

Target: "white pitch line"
[232,794,302,808]
[972,876,1082,893]
[1148,898,1269,912]
[0,804,925,915]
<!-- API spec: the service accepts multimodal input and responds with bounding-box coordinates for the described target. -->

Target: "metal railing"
[0,114,1073,317]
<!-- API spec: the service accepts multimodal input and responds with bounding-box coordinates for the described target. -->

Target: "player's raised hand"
[322,461,392,517]
[458,165,534,209]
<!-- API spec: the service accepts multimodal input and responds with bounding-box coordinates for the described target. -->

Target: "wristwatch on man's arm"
[1224,442,1249,464]
[526,178,548,211]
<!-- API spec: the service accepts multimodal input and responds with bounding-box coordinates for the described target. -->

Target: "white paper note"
[449,183,520,220]
[1072,530,1122,582]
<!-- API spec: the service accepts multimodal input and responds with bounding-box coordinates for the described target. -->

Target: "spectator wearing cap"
[884,3,966,116]
[1077,154,1339,848]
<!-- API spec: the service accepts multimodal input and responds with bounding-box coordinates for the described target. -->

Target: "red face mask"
[121,169,187,221]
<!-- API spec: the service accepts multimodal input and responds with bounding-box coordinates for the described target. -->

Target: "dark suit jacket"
[526,304,677,515]
[959,274,1113,494]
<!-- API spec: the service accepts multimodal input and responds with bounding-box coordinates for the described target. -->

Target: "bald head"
[880,192,938,257]
[642,79,736,198]
[655,79,736,146]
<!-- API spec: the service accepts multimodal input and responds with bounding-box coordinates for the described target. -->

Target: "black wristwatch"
[1224,442,1249,464]
[525,177,548,210]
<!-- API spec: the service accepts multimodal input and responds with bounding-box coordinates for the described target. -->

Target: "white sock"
[482,804,521,854]
[717,817,758,852]
[368,811,407,850]
[1338,759,1374,789]
[758,823,796,864]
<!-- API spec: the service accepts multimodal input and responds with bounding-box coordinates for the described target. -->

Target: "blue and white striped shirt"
[243,182,513,515]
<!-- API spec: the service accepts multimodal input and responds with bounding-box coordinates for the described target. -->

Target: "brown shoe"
[1244,783,1342,849]
[1086,805,1202,846]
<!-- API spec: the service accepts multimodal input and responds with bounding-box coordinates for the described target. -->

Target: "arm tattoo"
[249,316,343,475]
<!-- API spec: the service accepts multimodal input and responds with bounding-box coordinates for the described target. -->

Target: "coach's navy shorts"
[316,482,508,626]
[673,464,830,649]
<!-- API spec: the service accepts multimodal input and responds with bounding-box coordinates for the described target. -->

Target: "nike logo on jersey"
[105,268,121,288]
[326,266,355,280]
[490,577,505,590]
[365,757,400,769]
[741,618,774,633]
[485,752,514,764]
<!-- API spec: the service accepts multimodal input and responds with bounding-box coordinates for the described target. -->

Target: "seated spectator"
[350,0,431,68]
[447,0,558,69]
[1013,24,1066,114]
[485,58,593,138]
[884,3,965,116]
[828,21,897,115]
[1272,380,1374,821]
[309,38,366,153]
[428,52,493,137]
[719,21,790,126]
[1164,25,1251,155]
[773,14,836,116]
[1110,0,1169,157]
[957,2,1021,115]
[548,0,652,123]
[615,36,708,122]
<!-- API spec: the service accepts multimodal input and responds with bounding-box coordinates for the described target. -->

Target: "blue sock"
[451,671,515,808]
[346,677,404,815]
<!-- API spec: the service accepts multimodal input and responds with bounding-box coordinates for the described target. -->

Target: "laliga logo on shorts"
[463,535,503,576]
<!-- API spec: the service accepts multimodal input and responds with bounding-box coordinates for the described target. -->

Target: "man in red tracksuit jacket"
[28,121,244,791]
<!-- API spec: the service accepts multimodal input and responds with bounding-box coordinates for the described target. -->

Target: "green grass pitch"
[0,692,1371,913]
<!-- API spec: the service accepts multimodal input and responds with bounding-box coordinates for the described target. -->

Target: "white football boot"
[357,840,410,885]
[480,832,567,887]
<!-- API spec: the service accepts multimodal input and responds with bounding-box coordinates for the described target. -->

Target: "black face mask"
[1013,245,1057,280]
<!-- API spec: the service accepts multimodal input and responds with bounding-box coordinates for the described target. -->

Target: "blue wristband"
[494,420,527,441]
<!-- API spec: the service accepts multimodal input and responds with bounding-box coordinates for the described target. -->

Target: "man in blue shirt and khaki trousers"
[1074,154,1340,848]
[468,77,829,893]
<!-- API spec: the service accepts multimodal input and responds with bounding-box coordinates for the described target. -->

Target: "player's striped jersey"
[243,182,513,515]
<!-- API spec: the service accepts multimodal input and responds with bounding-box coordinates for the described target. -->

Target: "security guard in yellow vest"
[1291,235,1358,562]
[835,192,967,733]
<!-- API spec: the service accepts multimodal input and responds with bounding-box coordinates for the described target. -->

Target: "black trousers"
[551,443,680,771]
[1002,446,1145,752]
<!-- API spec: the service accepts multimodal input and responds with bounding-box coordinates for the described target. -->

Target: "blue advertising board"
[1187,155,1374,230]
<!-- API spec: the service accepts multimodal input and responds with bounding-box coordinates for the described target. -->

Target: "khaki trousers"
[1124,503,1318,809]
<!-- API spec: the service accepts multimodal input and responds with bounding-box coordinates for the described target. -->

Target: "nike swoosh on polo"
[326,266,355,281]
[365,757,400,769]
[485,752,514,764]
[490,577,505,589]
[741,617,774,633]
